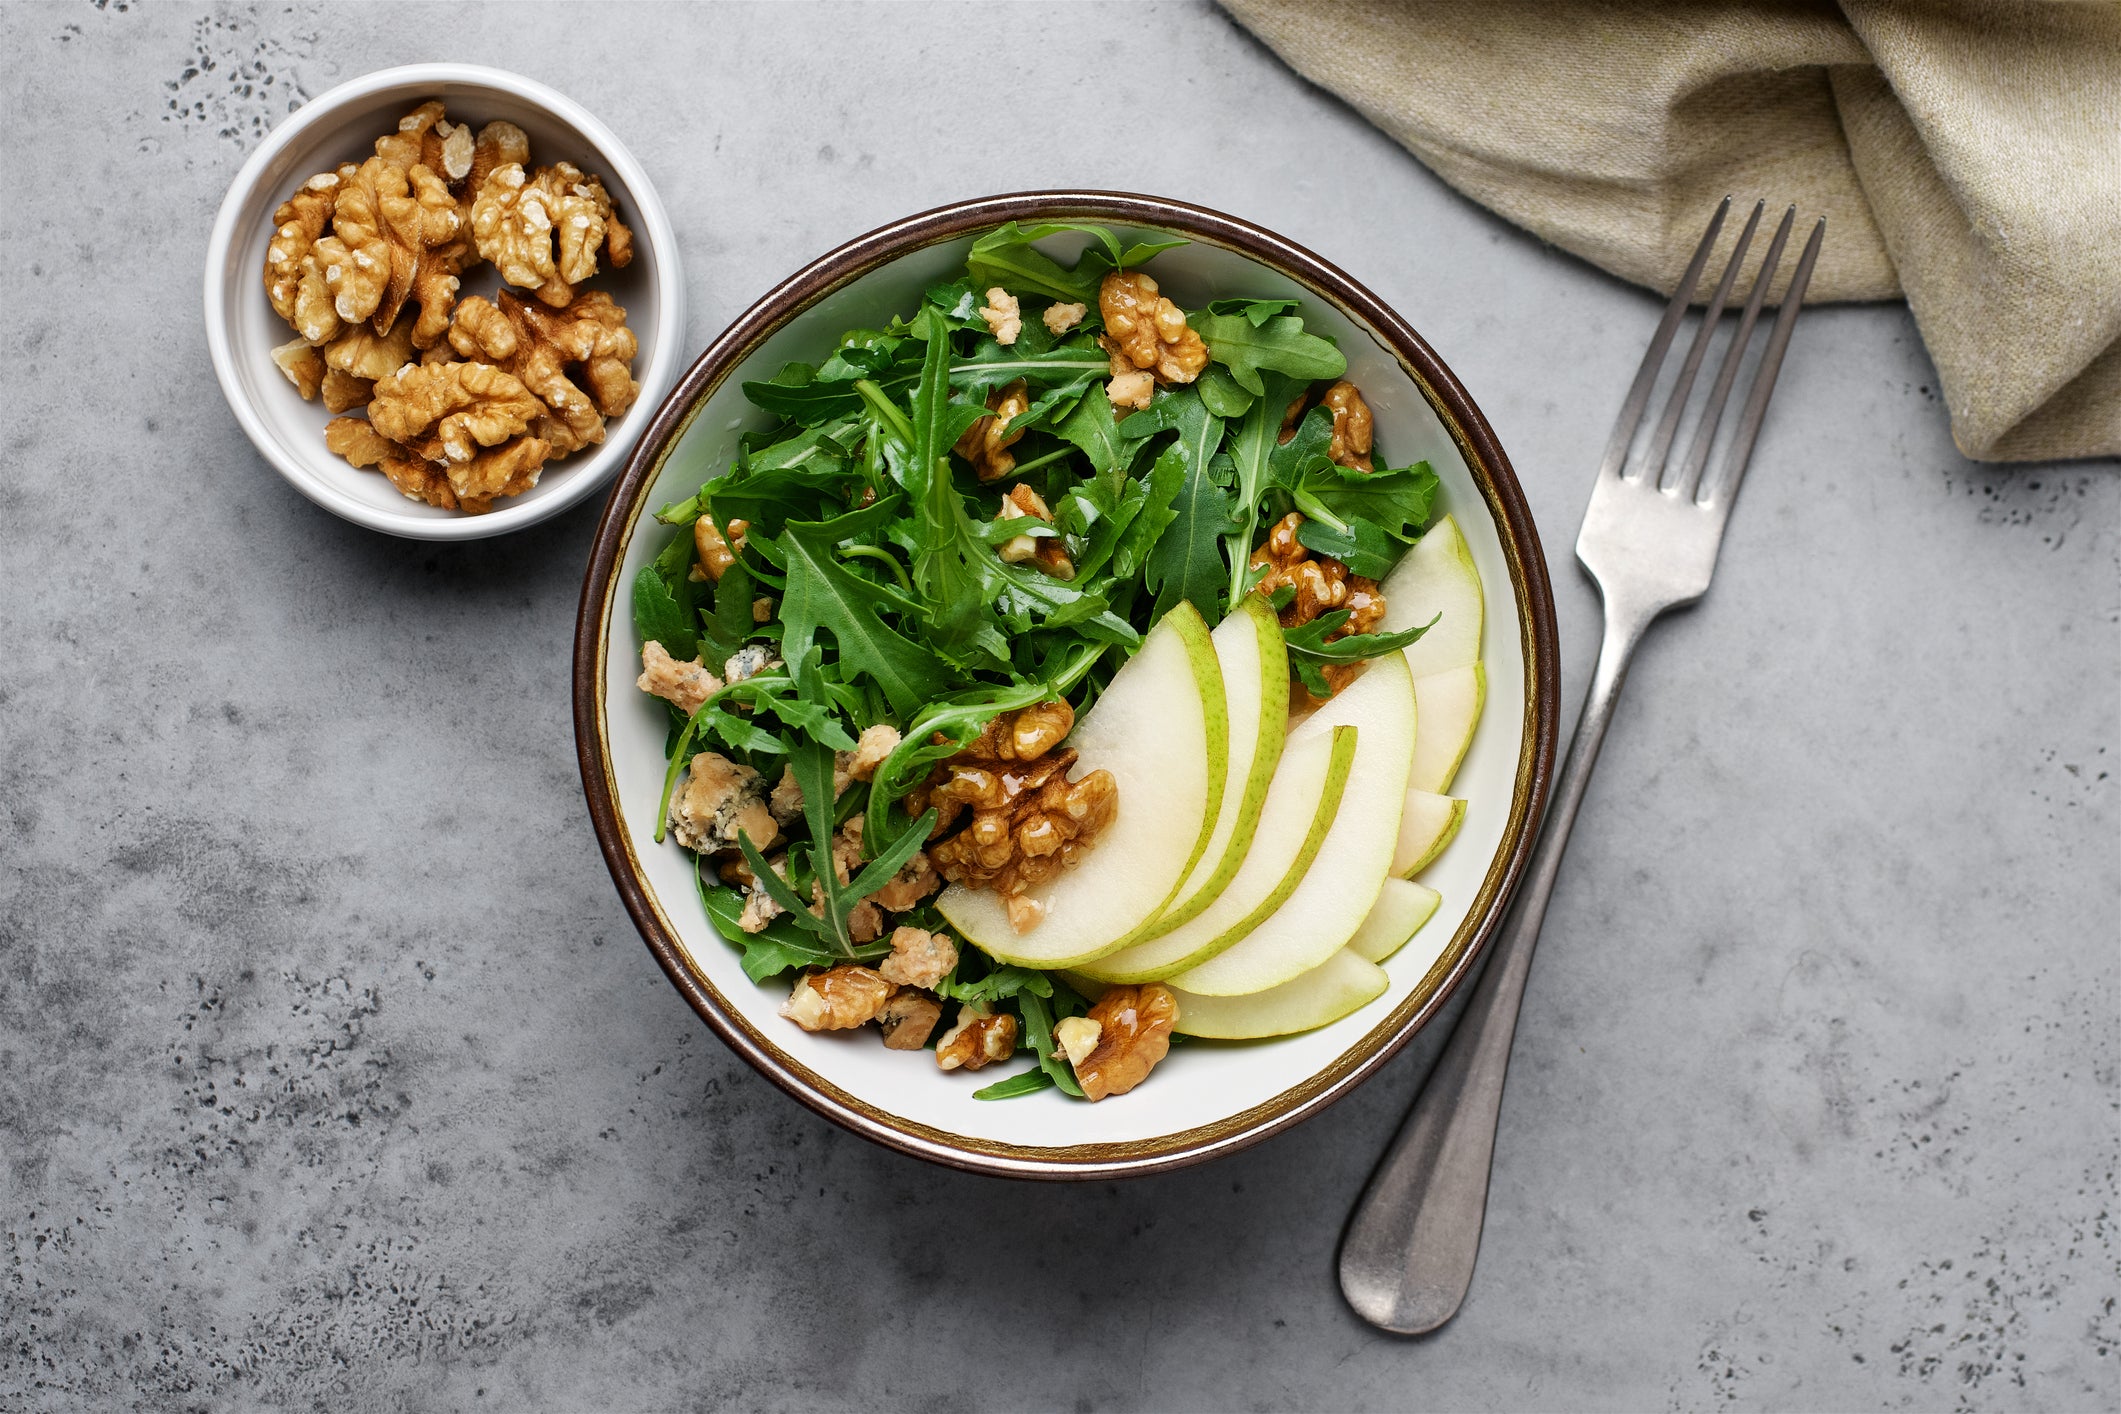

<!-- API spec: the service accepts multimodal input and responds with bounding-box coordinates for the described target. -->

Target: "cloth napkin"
[1219,0,2121,463]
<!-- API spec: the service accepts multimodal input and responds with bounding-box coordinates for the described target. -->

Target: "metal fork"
[1338,199,1826,1335]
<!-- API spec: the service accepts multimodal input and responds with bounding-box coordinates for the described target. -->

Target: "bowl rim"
[201,61,685,542]
[572,190,1559,1179]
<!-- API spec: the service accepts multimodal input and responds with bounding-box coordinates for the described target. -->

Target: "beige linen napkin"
[1220,0,2121,462]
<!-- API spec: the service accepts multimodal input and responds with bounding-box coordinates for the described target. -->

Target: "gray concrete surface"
[3,3,2116,1410]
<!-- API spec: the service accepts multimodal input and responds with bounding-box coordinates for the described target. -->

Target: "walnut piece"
[447,290,639,456]
[325,414,461,509]
[953,379,1030,482]
[320,369,373,414]
[668,751,780,854]
[1053,1015,1101,1067]
[919,700,1119,934]
[637,640,724,715]
[270,337,325,401]
[1250,511,1387,699]
[978,287,1021,345]
[995,484,1073,581]
[265,168,352,343]
[471,161,633,308]
[843,724,901,783]
[691,516,749,582]
[1319,380,1375,471]
[878,926,958,990]
[1097,270,1208,384]
[782,966,896,1032]
[323,317,416,381]
[1072,983,1178,1100]
[1043,302,1086,335]
[877,992,943,1050]
[1105,370,1154,411]
[369,362,547,489]
[935,1006,1018,1072]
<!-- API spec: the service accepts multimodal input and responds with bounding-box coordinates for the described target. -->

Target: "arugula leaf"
[1017,990,1085,1097]
[1222,370,1300,601]
[1290,516,1405,579]
[1283,608,1437,662]
[1113,443,1186,583]
[698,556,756,666]
[974,1069,1056,1101]
[937,962,1053,1007]
[1196,365,1257,418]
[1145,446,1238,620]
[769,512,948,719]
[697,879,844,982]
[966,222,1187,304]
[1190,311,1347,395]
[1205,296,1300,326]
[1057,388,1129,478]
[951,340,1109,395]
[1289,459,1441,544]
[633,566,698,661]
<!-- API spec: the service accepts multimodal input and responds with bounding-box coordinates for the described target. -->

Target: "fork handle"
[1338,595,1658,1334]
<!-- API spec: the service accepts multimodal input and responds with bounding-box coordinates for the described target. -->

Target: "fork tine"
[1643,201,1763,487]
[1702,217,1825,512]
[1672,205,1795,503]
[1594,197,1730,482]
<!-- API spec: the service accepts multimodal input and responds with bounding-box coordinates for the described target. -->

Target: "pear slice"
[1148,594,1290,935]
[1408,662,1485,794]
[1346,878,1443,964]
[939,603,1227,968]
[1075,726,1356,985]
[1381,513,1482,678]
[1392,788,1466,877]
[1168,947,1389,1040]
[1169,652,1416,997]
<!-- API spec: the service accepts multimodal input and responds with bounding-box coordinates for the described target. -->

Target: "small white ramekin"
[203,63,684,541]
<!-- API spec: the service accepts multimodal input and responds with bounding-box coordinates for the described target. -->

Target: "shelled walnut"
[447,290,640,455]
[1250,510,1386,699]
[1071,983,1179,1100]
[471,160,633,308]
[1279,379,1375,472]
[916,700,1118,934]
[782,965,896,1032]
[362,360,552,509]
[995,483,1073,581]
[1097,270,1208,385]
[934,1005,1018,1072]
[953,379,1030,481]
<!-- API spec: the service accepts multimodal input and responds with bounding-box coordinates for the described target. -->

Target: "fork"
[1338,199,1826,1335]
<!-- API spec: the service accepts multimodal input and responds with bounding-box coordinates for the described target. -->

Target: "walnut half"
[1071,983,1179,1100]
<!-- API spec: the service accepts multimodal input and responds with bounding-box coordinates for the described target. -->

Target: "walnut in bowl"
[204,64,683,541]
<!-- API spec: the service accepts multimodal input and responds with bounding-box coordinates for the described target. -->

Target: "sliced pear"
[1392,788,1467,877]
[1407,662,1485,795]
[1170,652,1416,997]
[1381,513,1482,678]
[1076,726,1356,985]
[1169,947,1389,1039]
[1346,878,1443,965]
[939,603,1227,968]
[1149,595,1290,934]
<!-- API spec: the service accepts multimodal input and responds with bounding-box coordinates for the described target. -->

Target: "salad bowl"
[573,192,1558,1179]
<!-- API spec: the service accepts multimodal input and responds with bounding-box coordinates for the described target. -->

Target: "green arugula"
[1282,609,1438,697]
[765,501,948,719]
[632,565,698,663]
[966,221,1187,304]
[735,735,938,958]
[1189,311,1347,395]
[1222,370,1300,601]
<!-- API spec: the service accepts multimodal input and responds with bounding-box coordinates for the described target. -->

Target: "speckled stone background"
[3,3,2116,1411]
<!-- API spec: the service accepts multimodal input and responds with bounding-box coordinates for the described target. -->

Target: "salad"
[631,222,1478,1103]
